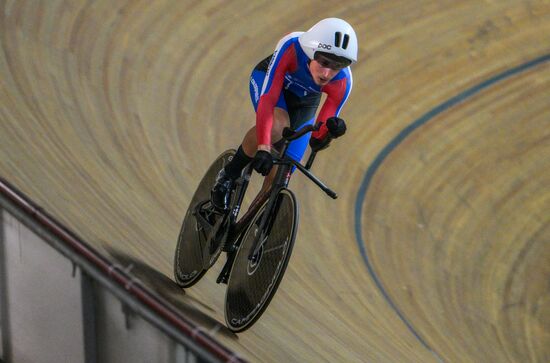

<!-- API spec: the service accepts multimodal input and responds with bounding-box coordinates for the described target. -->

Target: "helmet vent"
[342,34,350,49]
[334,32,342,47]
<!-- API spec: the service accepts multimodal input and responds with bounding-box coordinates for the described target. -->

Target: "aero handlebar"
[281,122,322,141]
[276,123,338,199]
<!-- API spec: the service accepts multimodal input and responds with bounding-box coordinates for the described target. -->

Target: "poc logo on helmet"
[317,43,332,50]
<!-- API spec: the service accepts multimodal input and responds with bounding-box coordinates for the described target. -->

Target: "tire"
[173,149,236,288]
[224,188,299,332]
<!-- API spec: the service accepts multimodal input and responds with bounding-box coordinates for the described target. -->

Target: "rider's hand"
[326,117,347,138]
[252,150,273,176]
[309,136,331,152]
[309,117,346,152]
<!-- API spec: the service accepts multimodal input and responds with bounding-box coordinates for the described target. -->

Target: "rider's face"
[309,60,340,86]
[309,52,347,86]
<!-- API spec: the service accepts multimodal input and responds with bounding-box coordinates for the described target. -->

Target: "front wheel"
[173,150,235,288]
[224,188,299,332]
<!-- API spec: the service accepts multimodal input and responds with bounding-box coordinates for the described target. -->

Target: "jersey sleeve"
[256,38,298,147]
[312,70,353,140]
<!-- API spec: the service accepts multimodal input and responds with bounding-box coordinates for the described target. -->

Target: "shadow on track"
[104,246,238,340]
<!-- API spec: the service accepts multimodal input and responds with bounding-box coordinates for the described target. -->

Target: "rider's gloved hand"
[309,136,331,152]
[252,150,273,176]
[326,117,347,138]
[309,117,347,152]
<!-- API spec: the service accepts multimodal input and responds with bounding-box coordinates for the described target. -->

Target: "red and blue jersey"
[256,32,353,146]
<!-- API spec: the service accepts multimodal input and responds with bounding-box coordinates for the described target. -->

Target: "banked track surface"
[1,1,549,362]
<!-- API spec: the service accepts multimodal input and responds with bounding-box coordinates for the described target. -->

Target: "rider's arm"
[312,71,353,141]
[256,41,298,151]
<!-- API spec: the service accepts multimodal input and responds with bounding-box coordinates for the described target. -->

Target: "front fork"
[247,162,291,261]
[216,163,291,284]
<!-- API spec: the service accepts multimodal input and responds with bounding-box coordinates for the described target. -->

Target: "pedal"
[216,250,236,284]
[222,242,236,253]
[216,266,230,284]
[216,273,229,285]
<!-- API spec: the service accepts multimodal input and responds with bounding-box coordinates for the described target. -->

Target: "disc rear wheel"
[173,150,235,288]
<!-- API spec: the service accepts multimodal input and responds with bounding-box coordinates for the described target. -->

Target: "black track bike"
[173,123,337,332]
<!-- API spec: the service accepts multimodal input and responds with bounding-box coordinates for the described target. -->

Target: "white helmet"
[299,18,358,65]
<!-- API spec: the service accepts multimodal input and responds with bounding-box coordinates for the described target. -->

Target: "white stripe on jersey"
[260,32,304,96]
[335,69,353,116]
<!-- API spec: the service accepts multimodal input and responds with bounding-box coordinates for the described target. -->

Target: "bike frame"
[215,124,337,284]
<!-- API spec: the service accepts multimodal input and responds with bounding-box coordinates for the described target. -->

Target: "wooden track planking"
[359,64,549,362]
[1,0,549,361]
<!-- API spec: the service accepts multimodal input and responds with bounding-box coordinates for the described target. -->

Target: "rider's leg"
[228,108,289,214]
[224,106,289,177]
[211,107,289,211]
[223,144,253,180]
[211,145,252,210]
[250,107,290,192]
[211,66,288,211]
[283,116,316,165]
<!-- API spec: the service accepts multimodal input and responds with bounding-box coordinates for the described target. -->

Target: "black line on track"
[354,53,550,361]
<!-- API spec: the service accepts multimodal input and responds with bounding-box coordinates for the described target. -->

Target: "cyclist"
[211,18,358,211]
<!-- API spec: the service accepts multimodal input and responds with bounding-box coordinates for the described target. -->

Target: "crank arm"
[193,201,216,234]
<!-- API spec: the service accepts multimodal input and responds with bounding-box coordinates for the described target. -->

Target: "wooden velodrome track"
[1,1,548,362]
